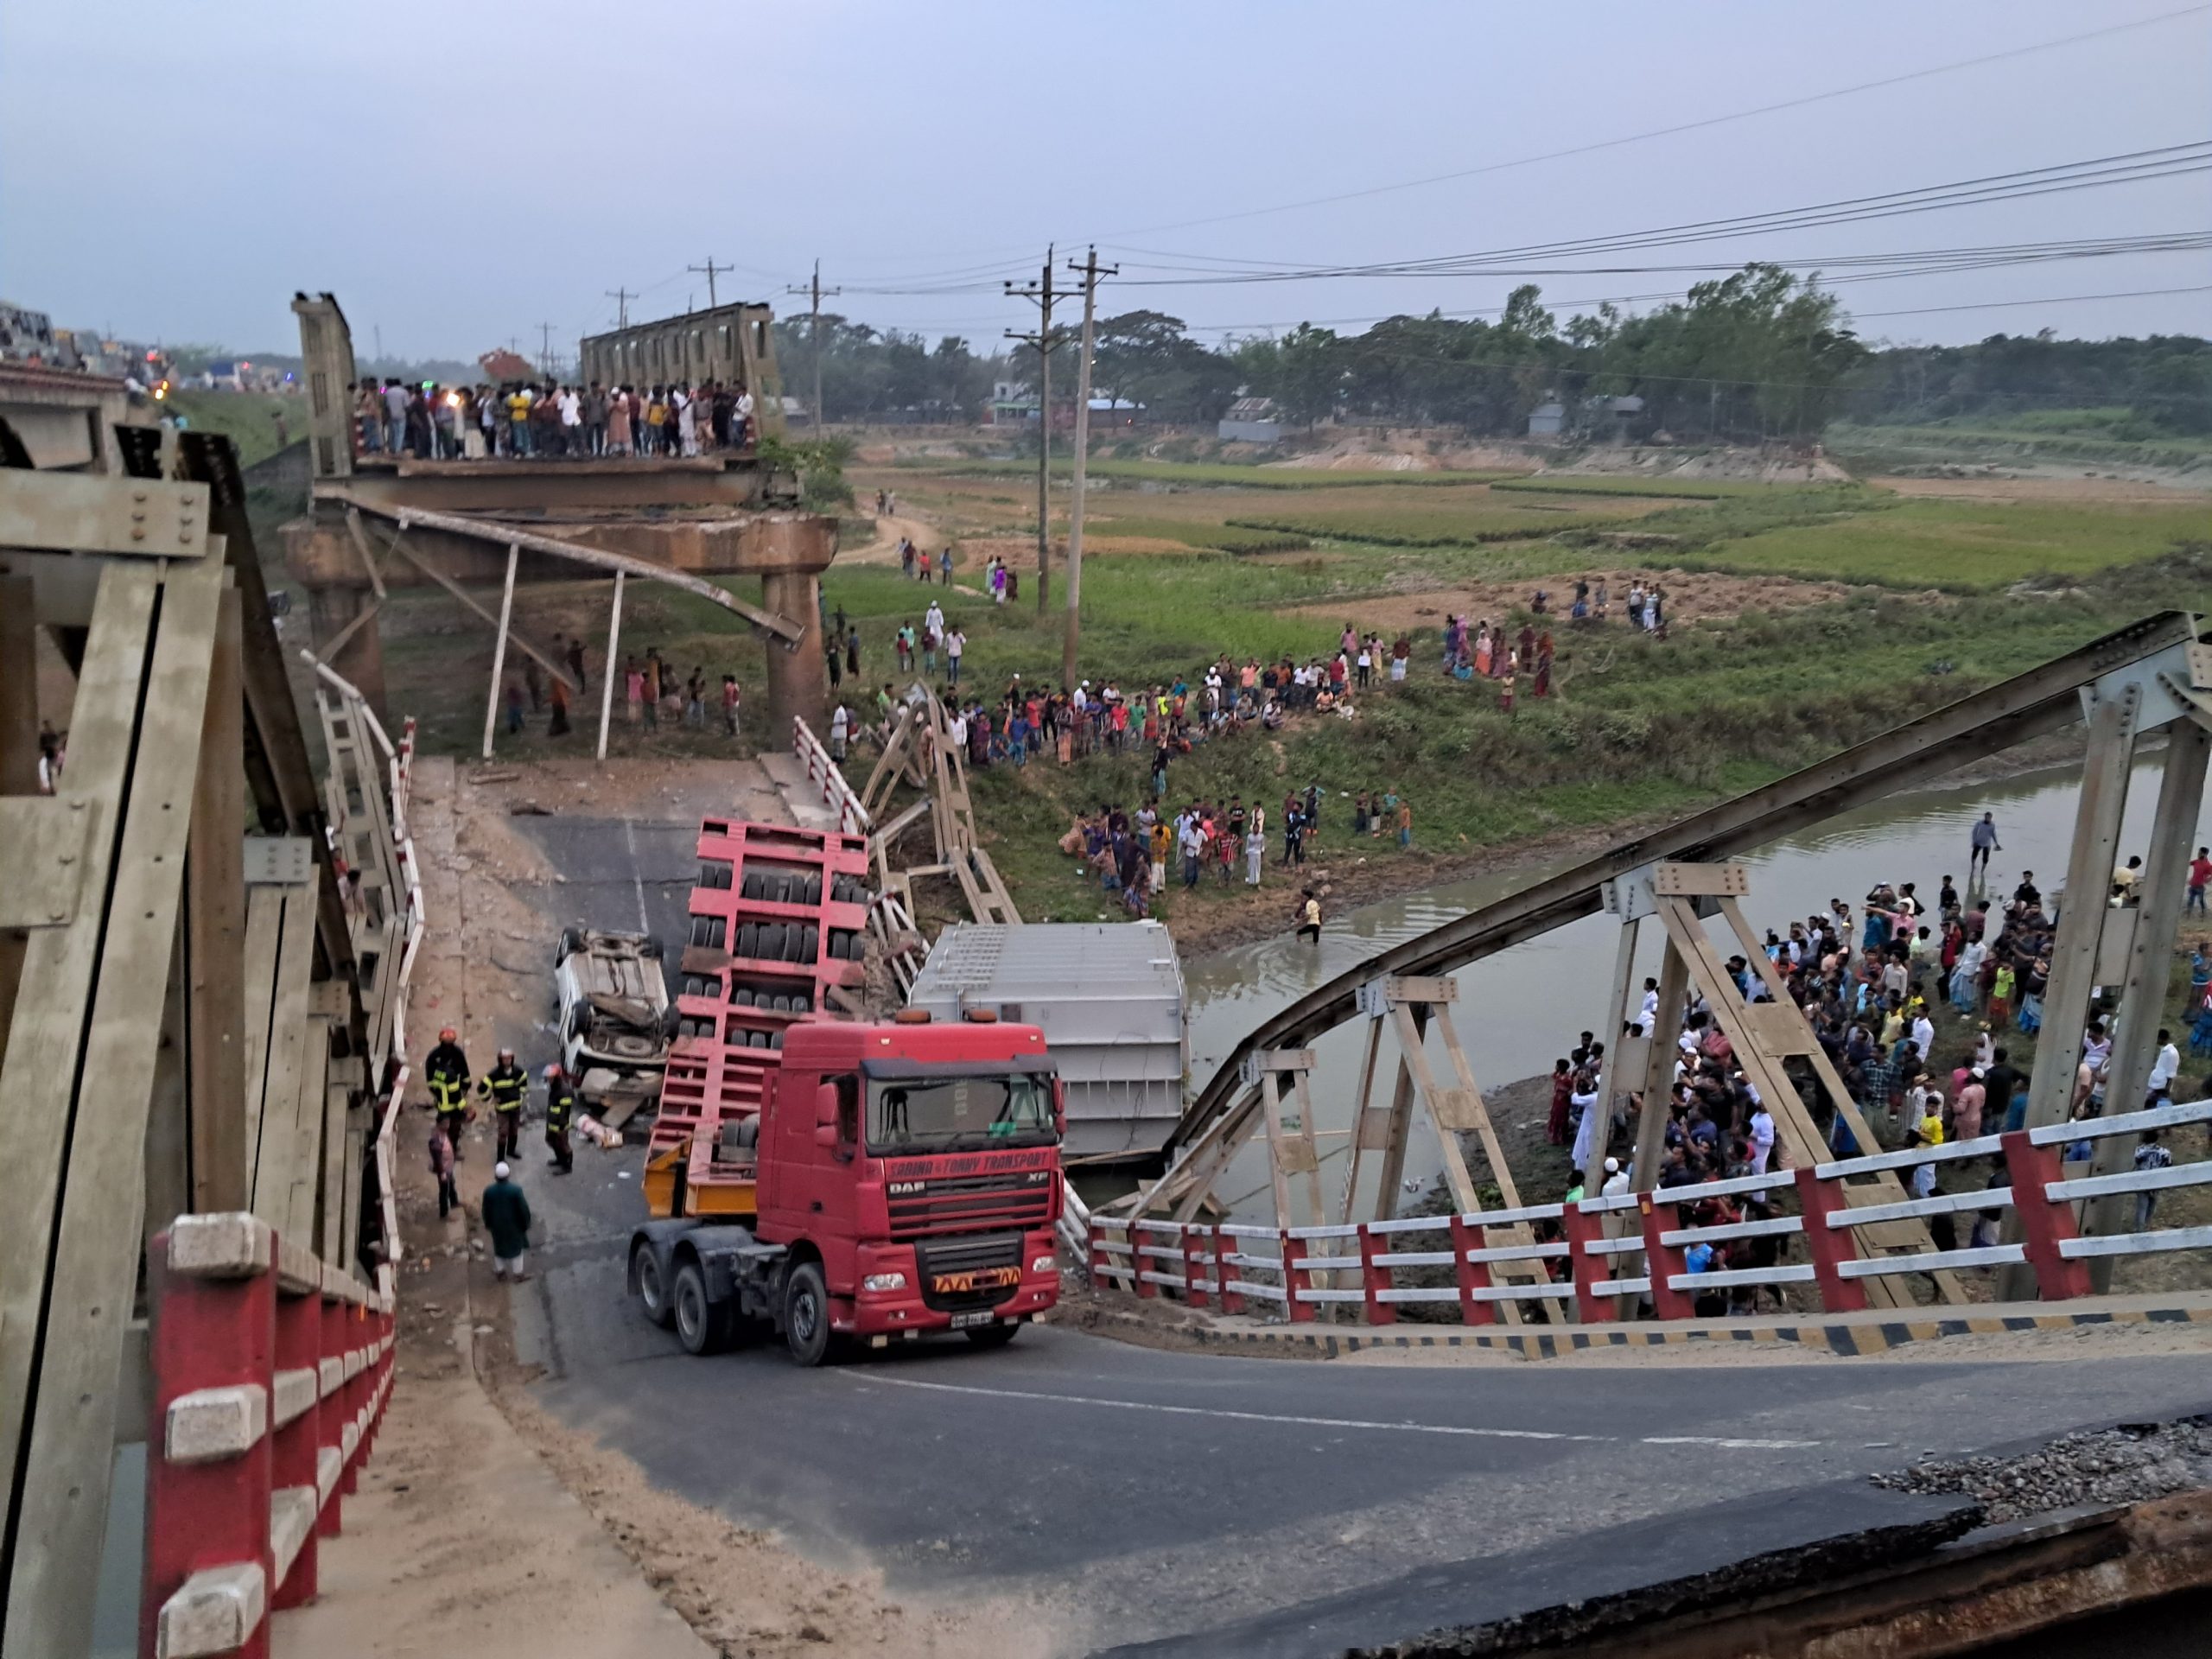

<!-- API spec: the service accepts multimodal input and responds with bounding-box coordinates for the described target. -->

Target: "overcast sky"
[3,1,2207,361]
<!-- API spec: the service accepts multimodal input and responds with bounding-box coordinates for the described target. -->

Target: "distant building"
[0,302,59,363]
[988,379,1037,425]
[1218,395,1281,444]
[1527,401,1567,438]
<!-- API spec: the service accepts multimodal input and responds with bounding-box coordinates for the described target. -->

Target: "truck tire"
[803,873,823,906]
[673,1261,733,1356]
[735,921,760,959]
[558,925,584,962]
[741,870,765,900]
[630,1242,675,1329]
[964,1322,1020,1351]
[782,1262,833,1366]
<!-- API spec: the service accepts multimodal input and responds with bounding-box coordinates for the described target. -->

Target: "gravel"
[1871,1416,2212,1522]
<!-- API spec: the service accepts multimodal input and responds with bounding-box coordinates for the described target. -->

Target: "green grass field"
[893,456,1523,489]
[1223,497,1677,548]
[1677,497,2212,590]
[1084,515,1313,553]
[1489,474,1772,499]
[167,390,305,468]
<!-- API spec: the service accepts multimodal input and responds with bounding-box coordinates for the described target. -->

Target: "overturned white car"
[554,925,671,1120]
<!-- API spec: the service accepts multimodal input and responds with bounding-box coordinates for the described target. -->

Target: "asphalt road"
[488,808,2212,1656]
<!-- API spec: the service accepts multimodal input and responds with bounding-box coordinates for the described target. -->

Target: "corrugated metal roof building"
[906,922,1187,1163]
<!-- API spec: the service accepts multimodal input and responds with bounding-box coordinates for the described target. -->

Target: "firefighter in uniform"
[482,1046,527,1161]
[542,1061,576,1174]
[425,1027,474,1160]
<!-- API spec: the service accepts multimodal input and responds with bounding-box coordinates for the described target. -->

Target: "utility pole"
[605,287,635,329]
[687,258,732,310]
[785,260,842,432]
[537,322,558,380]
[1061,246,1116,692]
[1005,247,1069,614]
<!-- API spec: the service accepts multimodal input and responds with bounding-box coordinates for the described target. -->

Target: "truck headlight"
[861,1272,907,1293]
[1030,1255,1059,1275]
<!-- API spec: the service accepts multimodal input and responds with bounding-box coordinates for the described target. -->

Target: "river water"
[1164,752,2212,1221]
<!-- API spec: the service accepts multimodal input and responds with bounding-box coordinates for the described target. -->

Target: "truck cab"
[629,1012,1065,1363]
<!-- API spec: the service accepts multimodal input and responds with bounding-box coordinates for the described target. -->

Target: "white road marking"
[840,1374,1816,1448]
[624,818,650,933]
[1640,1434,1822,1450]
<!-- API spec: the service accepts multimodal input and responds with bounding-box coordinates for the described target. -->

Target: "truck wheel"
[673,1261,732,1356]
[964,1322,1020,1351]
[782,1262,833,1367]
[558,925,584,962]
[741,870,765,900]
[803,873,823,906]
[631,1243,675,1329]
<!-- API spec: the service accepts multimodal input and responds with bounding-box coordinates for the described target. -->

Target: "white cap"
[1604,1157,1620,1174]
[493,1160,512,1179]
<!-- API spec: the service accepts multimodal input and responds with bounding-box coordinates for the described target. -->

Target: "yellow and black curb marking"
[1085,1301,2212,1361]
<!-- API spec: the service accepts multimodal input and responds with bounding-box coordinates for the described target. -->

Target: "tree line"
[771,264,2211,442]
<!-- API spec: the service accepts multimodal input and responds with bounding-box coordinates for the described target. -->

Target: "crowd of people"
[493,634,747,746]
[1539,822,2200,1313]
[351,378,758,461]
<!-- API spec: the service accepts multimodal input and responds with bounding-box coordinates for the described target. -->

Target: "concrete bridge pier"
[760,569,828,737]
[305,581,387,714]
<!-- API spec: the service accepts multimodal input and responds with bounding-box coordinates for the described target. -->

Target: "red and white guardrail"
[792,714,871,836]
[142,1214,396,1659]
[1091,1097,2212,1326]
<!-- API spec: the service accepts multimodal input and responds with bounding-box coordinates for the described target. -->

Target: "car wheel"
[558,925,583,961]
[963,1322,1019,1351]
[632,1243,675,1329]
[782,1262,833,1367]
[673,1261,731,1355]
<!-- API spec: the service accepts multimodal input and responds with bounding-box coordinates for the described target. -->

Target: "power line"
[1090,4,2212,239]
[1852,282,2212,321]
[604,287,635,329]
[786,260,842,431]
[1099,145,2212,287]
[1007,249,1073,614]
[687,258,733,309]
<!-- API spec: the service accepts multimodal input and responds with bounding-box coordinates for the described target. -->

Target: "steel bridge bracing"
[1152,613,2212,1288]
[0,433,406,1656]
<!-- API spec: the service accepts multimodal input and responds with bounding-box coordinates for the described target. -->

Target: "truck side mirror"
[1052,1077,1066,1138]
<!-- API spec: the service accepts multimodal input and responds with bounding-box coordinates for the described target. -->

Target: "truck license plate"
[950,1310,997,1330]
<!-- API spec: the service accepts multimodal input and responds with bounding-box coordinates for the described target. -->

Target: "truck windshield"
[868,1072,1056,1154]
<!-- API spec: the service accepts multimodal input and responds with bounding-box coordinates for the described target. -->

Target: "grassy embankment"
[831,461,2212,928]
[1828,414,2212,476]
[168,390,305,468]
[337,454,2212,943]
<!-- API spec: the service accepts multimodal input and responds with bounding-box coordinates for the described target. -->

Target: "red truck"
[628,1009,1066,1363]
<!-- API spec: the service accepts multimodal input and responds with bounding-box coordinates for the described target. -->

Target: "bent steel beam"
[326,493,806,646]
[1172,610,2209,1156]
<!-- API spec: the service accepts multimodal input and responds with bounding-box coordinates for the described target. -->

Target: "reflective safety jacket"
[484,1062,527,1113]
[543,1079,577,1133]
[426,1040,472,1114]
